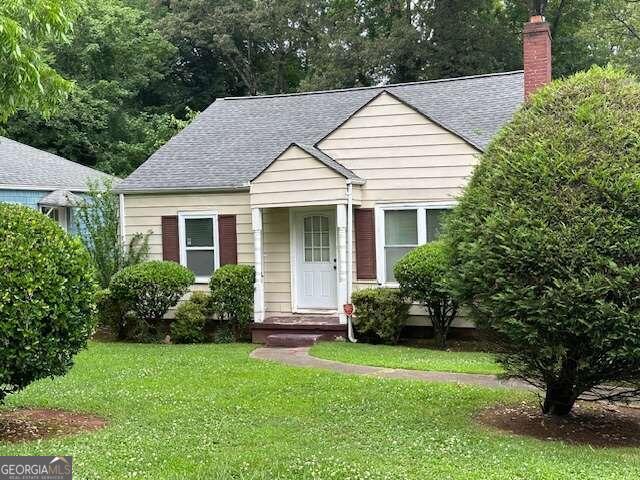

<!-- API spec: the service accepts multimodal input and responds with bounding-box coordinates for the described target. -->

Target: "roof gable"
[316,90,483,152]
[252,143,362,183]
[117,71,524,192]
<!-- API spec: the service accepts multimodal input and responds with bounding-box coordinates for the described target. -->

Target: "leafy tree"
[160,0,307,96]
[505,0,608,78]
[426,0,521,80]
[0,0,79,121]
[74,179,149,288]
[3,0,184,175]
[447,67,640,416]
[576,0,640,75]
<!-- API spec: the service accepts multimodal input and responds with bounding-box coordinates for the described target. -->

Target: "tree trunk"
[542,358,579,416]
[434,329,447,350]
[542,382,577,416]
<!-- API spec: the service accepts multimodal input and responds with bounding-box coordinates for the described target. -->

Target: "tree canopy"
[4,0,640,177]
[446,66,640,416]
[0,0,80,121]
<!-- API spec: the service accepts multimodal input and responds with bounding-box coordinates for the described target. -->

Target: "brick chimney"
[523,15,552,98]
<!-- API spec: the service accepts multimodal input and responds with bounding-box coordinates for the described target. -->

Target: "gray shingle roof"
[117,71,524,193]
[0,136,114,191]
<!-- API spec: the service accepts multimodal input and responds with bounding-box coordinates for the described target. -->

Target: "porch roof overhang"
[249,143,364,209]
[38,190,82,208]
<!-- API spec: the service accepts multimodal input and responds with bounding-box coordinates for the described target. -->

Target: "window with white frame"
[376,204,452,284]
[40,206,68,231]
[178,212,219,282]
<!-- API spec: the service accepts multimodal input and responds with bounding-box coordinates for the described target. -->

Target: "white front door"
[294,209,337,310]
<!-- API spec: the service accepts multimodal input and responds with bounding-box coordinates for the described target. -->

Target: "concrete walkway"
[251,346,533,390]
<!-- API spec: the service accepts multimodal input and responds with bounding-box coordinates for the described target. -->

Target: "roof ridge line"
[222,70,524,101]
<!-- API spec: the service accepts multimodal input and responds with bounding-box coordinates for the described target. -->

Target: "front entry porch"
[250,201,356,343]
[248,142,364,343]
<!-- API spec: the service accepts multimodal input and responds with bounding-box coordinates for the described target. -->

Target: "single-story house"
[0,136,114,233]
[116,16,552,342]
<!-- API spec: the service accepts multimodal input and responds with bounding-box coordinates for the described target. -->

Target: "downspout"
[346,181,357,343]
[118,193,126,248]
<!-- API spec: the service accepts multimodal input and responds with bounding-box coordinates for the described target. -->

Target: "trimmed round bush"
[351,288,410,344]
[110,261,194,338]
[172,300,206,344]
[209,265,255,338]
[0,204,97,403]
[447,66,640,416]
[394,241,458,349]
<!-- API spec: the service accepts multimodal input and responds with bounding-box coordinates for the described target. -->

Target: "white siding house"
[116,71,525,340]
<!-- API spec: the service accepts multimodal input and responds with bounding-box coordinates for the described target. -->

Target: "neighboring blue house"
[0,136,114,233]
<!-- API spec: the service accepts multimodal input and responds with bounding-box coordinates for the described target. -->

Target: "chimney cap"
[529,15,545,24]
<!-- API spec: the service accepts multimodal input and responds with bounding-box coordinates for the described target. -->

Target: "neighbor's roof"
[117,71,524,193]
[0,136,114,191]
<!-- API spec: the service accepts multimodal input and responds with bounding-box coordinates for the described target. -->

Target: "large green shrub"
[394,241,458,349]
[172,300,206,344]
[209,265,255,338]
[351,288,410,344]
[110,260,194,339]
[0,204,97,403]
[446,66,640,416]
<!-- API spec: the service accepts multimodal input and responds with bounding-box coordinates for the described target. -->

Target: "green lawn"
[1,343,638,479]
[310,342,503,375]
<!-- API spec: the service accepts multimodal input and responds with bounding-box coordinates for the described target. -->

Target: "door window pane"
[385,210,418,245]
[426,209,447,242]
[303,214,330,262]
[185,218,214,247]
[186,250,215,277]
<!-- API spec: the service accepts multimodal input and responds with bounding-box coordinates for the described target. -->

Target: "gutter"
[0,183,90,192]
[113,184,251,195]
[119,194,126,248]
[346,179,357,343]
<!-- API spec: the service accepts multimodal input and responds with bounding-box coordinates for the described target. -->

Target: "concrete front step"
[265,333,322,348]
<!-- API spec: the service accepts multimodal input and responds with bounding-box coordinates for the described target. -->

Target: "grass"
[0,342,638,479]
[310,342,504,375]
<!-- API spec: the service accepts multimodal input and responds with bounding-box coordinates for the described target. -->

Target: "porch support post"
[252,208,265,323]
[336,204,348,324]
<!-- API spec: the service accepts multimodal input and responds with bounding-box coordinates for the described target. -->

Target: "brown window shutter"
[354,208,376,280]
[161,216,179,262]
[218,214,238,266]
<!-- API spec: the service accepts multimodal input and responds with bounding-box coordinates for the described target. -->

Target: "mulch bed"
[476,401,640,448]
[0,408,107,443]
